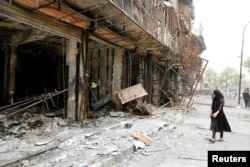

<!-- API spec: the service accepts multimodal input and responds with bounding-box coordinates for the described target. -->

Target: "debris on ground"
[90,95,114,111]
[131,130,153,146]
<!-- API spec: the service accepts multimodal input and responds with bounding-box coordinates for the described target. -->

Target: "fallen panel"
[116,84,148,104]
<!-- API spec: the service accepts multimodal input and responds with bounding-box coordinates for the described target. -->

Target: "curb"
[88,112,182,167]
[89,146,134,167]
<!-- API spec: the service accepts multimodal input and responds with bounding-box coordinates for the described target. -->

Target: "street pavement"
[117,95,250,167]
[54,95,248,167]
[1,95,250,167]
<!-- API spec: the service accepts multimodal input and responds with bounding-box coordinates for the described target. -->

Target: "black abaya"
[210,91,231,132]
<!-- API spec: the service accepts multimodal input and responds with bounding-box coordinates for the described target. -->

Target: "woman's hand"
[212,112,219,118]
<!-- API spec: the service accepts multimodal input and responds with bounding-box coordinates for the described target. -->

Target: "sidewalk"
[115,101,250,167]
[193,95,245,108]
[1,96,250,167]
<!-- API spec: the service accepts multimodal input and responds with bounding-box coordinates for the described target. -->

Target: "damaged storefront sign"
[88,84,151,116]
[116,84,148,104]
[116,84,152,115]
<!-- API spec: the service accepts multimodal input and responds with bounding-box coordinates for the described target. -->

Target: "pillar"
[8,45,17,104]
[66,39,78,120]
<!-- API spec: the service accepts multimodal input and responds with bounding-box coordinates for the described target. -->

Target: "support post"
[238,21,250,105]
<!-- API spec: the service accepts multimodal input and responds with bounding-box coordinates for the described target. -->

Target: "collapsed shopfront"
[0,0,207,122]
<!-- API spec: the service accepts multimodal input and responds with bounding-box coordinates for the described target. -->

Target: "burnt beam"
[0,0,82,42]
[10,28,53,44]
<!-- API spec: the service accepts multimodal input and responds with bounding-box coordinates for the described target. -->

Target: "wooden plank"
[93,27,134,50]
[131,130,153,146]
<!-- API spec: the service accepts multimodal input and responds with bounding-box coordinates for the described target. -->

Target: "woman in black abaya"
[210,89,231,142]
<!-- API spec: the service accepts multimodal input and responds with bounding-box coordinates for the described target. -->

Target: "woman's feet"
[209,138,215,142]
[209,138,223,142]
[219,138,224,142]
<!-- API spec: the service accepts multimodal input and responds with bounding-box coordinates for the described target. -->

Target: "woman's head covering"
[213,89,224,99]
[212,89,225,108]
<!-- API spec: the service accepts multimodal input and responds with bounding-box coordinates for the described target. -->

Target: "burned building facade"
[0,0,206,121]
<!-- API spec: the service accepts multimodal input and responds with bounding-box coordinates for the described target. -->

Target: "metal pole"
[226,61,228,96]
[238,21,250,105]
[226,56,240,97]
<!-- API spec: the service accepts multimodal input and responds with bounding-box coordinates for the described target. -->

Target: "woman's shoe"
[219,138,224,142]
[209,138,215,142]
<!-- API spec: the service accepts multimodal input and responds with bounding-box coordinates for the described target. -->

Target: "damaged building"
[0,0,206,122]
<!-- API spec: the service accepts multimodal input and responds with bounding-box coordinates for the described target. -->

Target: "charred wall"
[15,47,57,99]
[0,49,4,105]
[88,48,114,105]
[0,40,67,110]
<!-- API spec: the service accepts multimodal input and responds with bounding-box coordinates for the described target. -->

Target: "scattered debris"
[133,140,145,151]
[124,123,133,129]
[28,120,44,129]
[90,95,114,111]
[116,84,153,116]
[35,139,54,146]
[97,146,118,155]
[0,89,68,121]
[131,130,153,146]
[135,100,152,115]
[123,100,153,116]
[0,119,45,138]
[53,155,67,163]
[110,111,124,117]
[140,151,150,156]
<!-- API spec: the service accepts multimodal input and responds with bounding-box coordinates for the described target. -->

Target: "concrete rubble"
[1,95,250,167]
[0,106,183,167]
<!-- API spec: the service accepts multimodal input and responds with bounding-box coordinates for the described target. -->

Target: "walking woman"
[210,89,231,142]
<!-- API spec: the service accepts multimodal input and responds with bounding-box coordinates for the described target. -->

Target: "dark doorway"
[0,49,4,105]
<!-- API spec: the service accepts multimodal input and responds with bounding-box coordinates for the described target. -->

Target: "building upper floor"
[0,0,205,58]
